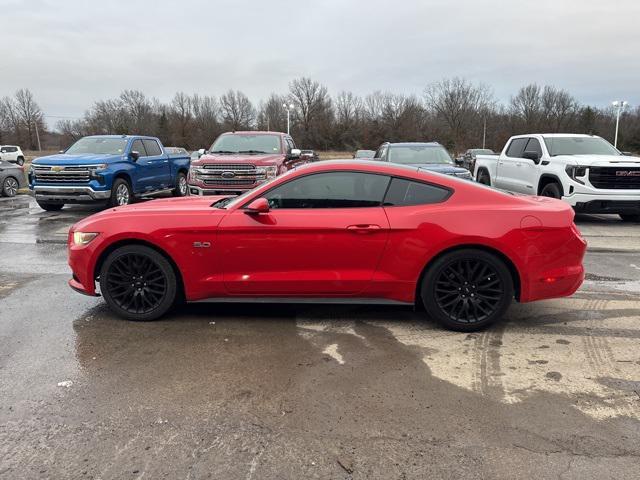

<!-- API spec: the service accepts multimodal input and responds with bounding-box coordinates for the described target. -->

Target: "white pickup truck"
[474,133,640,222]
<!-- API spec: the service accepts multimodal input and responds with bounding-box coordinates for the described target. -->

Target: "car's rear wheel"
[477,170,491,186]
[2,177,19,197]
[110,178,133,207]
[421,249,513,331]
[620,214,640,223]
[172,171,188,197]
[540,182,562,199]
[100,245,177,321]
[36,200,64,211]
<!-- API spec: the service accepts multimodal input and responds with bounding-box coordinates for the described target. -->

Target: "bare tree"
[169,92,192,147]
[220,90,255,131]
[14,89,45,149]
[191,94,220,148]
[288,77,332,147]
[257,94,287,133]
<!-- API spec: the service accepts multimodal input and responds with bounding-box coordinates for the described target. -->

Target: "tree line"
[1,78,639,153]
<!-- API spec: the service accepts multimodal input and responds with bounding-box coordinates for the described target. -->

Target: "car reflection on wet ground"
[1,195,639,479]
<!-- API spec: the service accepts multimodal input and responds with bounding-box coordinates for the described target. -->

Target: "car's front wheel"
[421,249,514,331]
[540,182,562,199]
[110,178,133,207]
[2,176,19,197]
[476,170,491,186]
[99,245,177,321]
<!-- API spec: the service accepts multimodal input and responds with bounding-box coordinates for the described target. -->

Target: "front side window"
[383,178,451,206]
[210,134,282,154]
[505,138,528,158]
[525,138,542,156]
[263,172,390,209]
[131,139,148,157]
[387,145,453,165]
[65,137,128,155]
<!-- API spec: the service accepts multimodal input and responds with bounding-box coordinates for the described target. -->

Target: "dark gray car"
[0,160,27,197]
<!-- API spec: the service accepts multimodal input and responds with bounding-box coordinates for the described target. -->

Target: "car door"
[495,137,527,191]
[514,137,543,194]
[218,171,391,295]
[142,139,171,189]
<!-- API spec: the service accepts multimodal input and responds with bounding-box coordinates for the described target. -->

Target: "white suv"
[474,134,640,222]
[0,145,25,166]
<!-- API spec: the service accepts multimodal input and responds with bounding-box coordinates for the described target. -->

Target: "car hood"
[32,153,123,166]
[413,164,469,174]
[556,154,640,166]
[194,153,284,166]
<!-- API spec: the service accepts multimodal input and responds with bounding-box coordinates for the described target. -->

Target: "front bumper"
[563,192,640,214]
[32,185,111,203]
[188,185,245,196]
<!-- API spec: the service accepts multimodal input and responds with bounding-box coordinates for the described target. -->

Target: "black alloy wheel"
[421,249,513,331]
[100,245,177,321]
[540,182,562,199]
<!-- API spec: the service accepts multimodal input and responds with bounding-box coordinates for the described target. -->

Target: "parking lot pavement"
[1,195,639,479]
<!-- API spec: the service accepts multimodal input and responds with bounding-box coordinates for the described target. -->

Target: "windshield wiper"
[238,150,267,154]
[211,150,237,154]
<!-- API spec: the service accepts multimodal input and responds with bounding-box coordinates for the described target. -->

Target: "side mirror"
[454,158,464,166]
[622,151,634,156]
[130,151,140,161]
[198,148,206,158]
[522,151,541,163]
[58,150,65,154]
[289,148,301,159]
[244,197,270,214]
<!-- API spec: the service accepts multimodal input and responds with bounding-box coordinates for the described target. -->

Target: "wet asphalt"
[1,195,639,479]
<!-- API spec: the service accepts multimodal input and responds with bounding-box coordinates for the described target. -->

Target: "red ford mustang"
[68,160,586,331]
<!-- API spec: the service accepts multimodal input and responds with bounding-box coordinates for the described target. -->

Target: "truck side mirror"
[198,148,206,158]
[130,151,140,161]
[522,151,541,164]
[454,158,464,166]
[288,148,301,160]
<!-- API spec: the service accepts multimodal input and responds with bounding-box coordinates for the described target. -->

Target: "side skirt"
[192,297,413,306]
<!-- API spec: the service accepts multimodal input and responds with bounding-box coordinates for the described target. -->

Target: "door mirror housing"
[130,151,140,161]
[244,197,270,214]
[522,150,541,163]
[198,148,206,158]
[454,157,464,166]
[288,148,301,160]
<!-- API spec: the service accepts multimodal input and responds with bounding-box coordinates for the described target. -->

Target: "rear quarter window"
[383,178,451,206]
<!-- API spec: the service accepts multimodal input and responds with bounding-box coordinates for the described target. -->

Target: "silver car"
[0,160,26,197]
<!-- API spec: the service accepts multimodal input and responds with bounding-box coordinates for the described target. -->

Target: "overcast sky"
[3,0,639,124]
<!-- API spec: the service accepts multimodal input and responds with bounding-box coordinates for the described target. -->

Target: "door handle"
[346,224,382,234]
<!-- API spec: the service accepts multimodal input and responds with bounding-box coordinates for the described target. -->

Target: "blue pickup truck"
[29,135,190,211]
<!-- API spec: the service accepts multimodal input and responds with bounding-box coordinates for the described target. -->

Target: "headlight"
[453,171,472,180]
[73,232,99,246]
[88,164,108,179]
[258,166,278,179]
[565,165,588,185]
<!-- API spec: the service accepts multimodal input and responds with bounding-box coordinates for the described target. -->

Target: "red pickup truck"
[188,131,306,196]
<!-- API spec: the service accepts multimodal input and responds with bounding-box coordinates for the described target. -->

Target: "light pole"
[482,117,487,149]
[283,103,294,135]
[612,100,628,148]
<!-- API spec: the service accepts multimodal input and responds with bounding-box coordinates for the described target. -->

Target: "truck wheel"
[420,249,513,332]
[2,177,19,197]
[172,172,188,197]
[619,214,640,223]
[17,157,25,166]
[36,201,64,211]
[540,182,562,199]
[99,244,177,321]
[477,170,491,186]
[110,178,133,207]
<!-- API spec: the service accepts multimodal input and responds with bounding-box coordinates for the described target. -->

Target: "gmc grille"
[589,167,640,189]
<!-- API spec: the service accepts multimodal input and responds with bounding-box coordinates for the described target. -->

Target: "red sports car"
[68,161,586,331]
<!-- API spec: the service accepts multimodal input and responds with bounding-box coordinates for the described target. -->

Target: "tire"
[109,178,133,207]
[172,171,188,197]
[619,214,640,223]
[99,244,178,321]
[36,200,64,211]
[540,182,562,199]
[2,176,19,197]
[420,249,514,332]
[477,170,491,186]
[16,157,25,166]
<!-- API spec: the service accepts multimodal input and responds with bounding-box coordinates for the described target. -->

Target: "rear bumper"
[32,185,111,203]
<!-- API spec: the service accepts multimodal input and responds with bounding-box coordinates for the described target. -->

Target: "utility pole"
[612,100,628,148]
[34,120,42,151]
[482,118,487,149]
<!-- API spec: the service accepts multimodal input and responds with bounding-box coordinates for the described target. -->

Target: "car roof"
[511,133,600,139]
[220,131,287,136]
[385,142,443,147]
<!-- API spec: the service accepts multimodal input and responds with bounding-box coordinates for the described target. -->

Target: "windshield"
[210,134,282,154]
[388,145,453,165]
[470,149,494,155]
[544,137,620,156]
[355,150,375,158]
[65,137,128,155]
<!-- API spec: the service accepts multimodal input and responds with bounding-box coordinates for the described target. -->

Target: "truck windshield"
[65,138,128,155]
[388,146,453,165]
[210,134,282,154]
[544,137,620,156]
